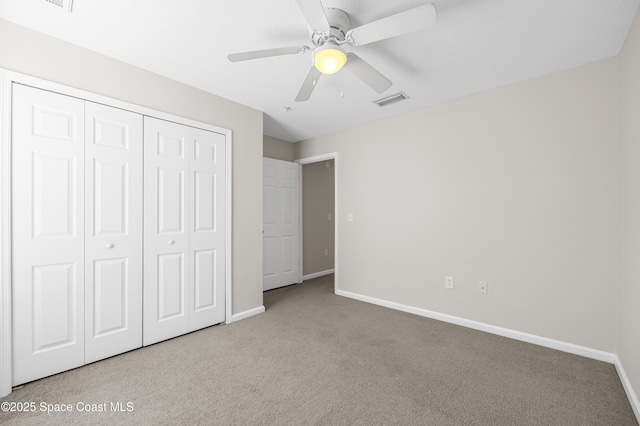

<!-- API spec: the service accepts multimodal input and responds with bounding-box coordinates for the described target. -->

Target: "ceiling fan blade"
[295,66,322,102]
[228,45,309,62]
[344,53,392,94]
[346,3,437,46]
[293,0,330,34]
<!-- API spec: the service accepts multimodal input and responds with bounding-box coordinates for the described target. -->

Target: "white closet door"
[263,158,300,291]
[189,127,226,330]
[84,102,143,363]
[144,117,191,345]
[12,84,85,385]
[144,117,226,345]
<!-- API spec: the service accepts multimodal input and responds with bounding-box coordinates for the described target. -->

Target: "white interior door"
[144,117,226,345]
[263,158,300,291]
[84,102,143,363]
[144,117,190,345]
[7,79,229,390]
[189,127,226,330]
[12,84,85,385]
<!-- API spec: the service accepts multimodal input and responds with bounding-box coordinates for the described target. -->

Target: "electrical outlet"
[347,213,354,222]
[445,276,454,290]
[479,281,488,294]
[324,249,329,257]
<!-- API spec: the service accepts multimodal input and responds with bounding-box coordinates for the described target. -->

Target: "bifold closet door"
[189,127,226,330]
[84,102,143,364]
[12,84,86,385]
[143,117,226,346]
[12,84,144,386]
[143,117,190,345]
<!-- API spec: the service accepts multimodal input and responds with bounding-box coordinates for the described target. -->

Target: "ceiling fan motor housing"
[310,8,351,45]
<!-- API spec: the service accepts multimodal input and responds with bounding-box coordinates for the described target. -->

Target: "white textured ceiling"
[1,0,638,142]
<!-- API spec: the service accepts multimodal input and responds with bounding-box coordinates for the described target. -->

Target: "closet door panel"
[189,128,226,329]
[144,117,190,346]
[12,84,85,386]
[84,102,143,364]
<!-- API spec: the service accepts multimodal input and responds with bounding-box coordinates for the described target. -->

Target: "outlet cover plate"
[445,276,454,290]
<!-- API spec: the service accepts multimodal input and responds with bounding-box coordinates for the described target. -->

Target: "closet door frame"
[0,69,233,398]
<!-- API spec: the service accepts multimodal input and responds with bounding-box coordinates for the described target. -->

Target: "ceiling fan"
[227,0,437,102]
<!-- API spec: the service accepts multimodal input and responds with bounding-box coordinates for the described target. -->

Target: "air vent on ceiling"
[44,0,73,12]
[373,92,409,107]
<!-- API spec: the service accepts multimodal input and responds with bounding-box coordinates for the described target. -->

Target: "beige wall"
[264,135,294,161]
[0,19,264,315]
[297,58,620,353]
[302,160,335,276]
[619,9,640,412]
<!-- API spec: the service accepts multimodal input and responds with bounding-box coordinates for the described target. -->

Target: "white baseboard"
[335,289,616,363]
[614,355,640,422]
[229,305,265,323]
[303,269,335,281]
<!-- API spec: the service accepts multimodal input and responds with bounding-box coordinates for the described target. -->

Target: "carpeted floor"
[0,274,637,425]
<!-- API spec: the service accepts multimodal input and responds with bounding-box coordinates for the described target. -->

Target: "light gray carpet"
[0,274,637,425]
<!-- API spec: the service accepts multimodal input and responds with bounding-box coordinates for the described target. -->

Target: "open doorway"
[296,153,338,292]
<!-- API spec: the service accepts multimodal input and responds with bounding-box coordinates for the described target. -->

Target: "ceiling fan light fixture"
[314,45,347,75]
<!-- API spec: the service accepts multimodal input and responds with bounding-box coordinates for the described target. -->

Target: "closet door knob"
[168,240,175,245]
[106,243,114,249]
